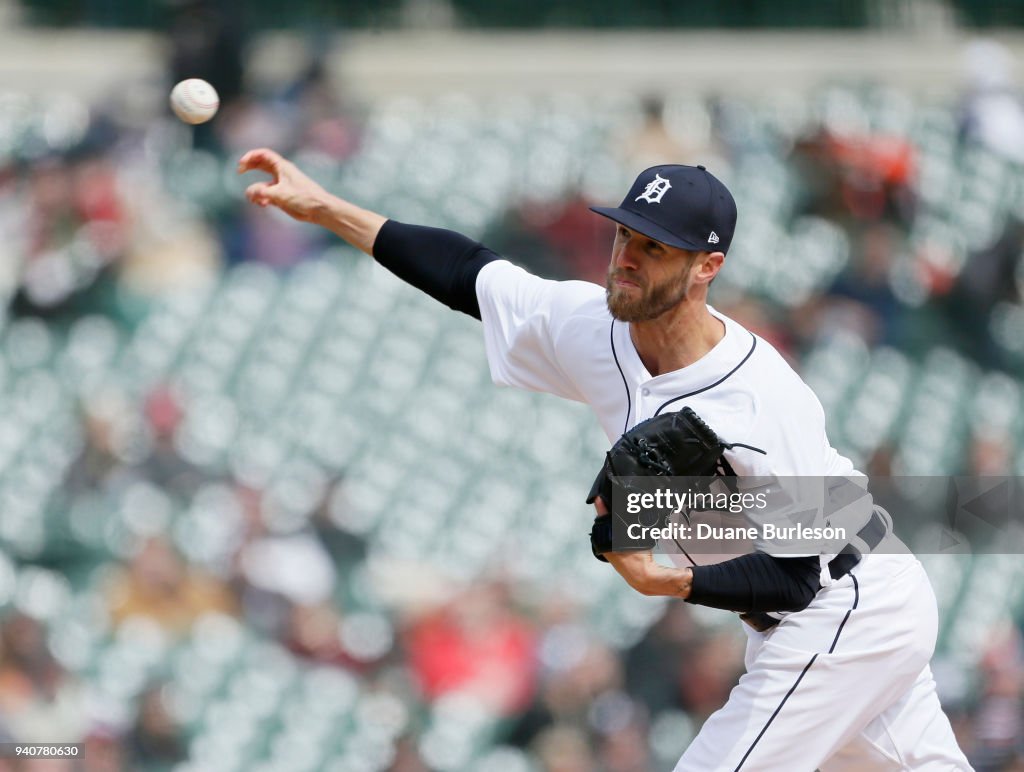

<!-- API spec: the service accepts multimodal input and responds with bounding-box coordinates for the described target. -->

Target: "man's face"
[606,225,699,322]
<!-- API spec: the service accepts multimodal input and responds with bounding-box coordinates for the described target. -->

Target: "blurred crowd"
[0,374,748,770]
[0,0,361,324]
[1,7,1024,769]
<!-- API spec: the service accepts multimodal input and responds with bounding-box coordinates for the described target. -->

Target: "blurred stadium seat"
[2,16,1024,769]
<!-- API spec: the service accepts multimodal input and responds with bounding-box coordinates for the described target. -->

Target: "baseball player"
[238,148,972,770]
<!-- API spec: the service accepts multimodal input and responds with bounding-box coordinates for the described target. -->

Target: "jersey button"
[641,388,650,396]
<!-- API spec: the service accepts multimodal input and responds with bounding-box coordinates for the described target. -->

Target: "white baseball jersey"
[475,259,972,771]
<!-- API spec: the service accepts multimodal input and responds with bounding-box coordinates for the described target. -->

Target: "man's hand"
[593,498,693,599]
[239,148,330,222]
[238,148,386,255]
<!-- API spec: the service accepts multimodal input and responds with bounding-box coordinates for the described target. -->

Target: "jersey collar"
[614,305,752,394]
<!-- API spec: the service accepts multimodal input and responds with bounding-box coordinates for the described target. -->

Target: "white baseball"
[169,79,220,125]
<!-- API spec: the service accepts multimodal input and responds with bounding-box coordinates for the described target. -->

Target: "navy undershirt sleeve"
[371,219,500,319]
[687,553,821,613]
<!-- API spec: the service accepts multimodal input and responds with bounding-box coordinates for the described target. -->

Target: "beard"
[605,263,693,322]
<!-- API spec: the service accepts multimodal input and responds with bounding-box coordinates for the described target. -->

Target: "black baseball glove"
[587,406,741,562]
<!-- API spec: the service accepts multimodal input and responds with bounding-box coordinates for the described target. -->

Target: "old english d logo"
[635,174,672,204]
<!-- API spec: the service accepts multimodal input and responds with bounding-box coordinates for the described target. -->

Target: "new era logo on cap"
[589,164,737,254]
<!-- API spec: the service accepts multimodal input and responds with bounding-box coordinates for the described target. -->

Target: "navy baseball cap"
[590,164,737,254]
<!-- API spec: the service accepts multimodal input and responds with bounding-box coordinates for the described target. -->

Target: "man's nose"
[614,238,640,270]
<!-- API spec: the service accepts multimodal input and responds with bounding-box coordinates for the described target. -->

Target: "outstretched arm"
[238,148,497,318]
[238,148,387,255]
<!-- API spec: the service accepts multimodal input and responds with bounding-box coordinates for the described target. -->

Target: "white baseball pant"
[674,550,973,771]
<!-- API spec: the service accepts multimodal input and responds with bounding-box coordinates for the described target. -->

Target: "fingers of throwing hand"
[237,148,283,176]
[245,182,274,206]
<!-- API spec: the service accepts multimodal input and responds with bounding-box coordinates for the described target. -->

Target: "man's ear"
[694,251,725,285]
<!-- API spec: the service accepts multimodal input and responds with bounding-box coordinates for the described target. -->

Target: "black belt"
[826,508,887,580]
[740,509,889,633]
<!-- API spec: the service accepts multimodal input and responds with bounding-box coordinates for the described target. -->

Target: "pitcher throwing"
[240,148,971,771]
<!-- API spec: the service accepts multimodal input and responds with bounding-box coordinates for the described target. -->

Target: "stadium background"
[1,1,1024,770]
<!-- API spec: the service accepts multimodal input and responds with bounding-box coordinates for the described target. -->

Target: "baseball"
[169,79,219,125]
